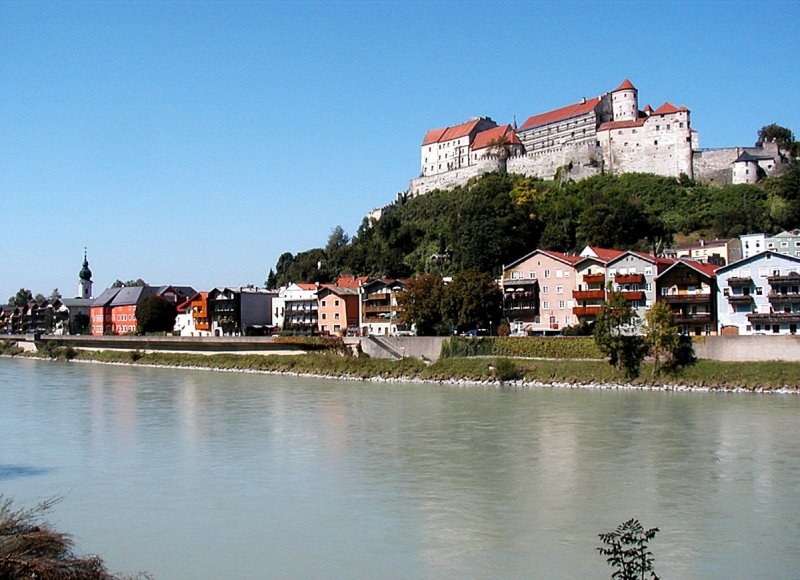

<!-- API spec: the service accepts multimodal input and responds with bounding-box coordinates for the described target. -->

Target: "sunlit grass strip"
[11,348,800,390]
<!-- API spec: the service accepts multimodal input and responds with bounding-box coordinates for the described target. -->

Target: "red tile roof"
[584,247,627,262]
[422,119,484,146]
[297,283,318,291]
[471,125,522,151]
[652,102,689,116]
[598,119,646,132]
[335,275,369,288]
[422,127,448,146]
[540,250,582,265]
[519,97,600,131]
[612,79,636,92]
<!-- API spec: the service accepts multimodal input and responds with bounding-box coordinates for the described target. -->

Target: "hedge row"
[441,337,603,360]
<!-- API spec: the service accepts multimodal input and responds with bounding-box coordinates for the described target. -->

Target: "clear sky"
[2,0,798,301]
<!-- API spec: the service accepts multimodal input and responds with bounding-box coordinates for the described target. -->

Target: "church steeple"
[78,248,93,299]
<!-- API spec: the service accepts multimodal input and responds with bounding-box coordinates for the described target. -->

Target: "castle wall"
[507,143,602,181]
[693,148,738,184]
[409,157,504,196]
[600,111,694,179]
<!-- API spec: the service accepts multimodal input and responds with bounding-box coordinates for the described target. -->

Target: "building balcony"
[582,273,605,284]
[674,313,713,324]
[727,294,753,303]
[768,291,800,304]
[615,274,644,284]
[748,312,800,324]
[767,273,800,284]
[661,293,712,304]
[622,291,645,301]
[504,290,536,300]
[364,305,394,314]
[367,292,390,301]
[503,307,538,319]
[727,276,752,286]
[573,289,605,300]
[574,306,602,317]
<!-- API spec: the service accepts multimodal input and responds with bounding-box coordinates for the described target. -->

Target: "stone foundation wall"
[507,143,602,181]
[693,149,737,184]
[408,158,504,196]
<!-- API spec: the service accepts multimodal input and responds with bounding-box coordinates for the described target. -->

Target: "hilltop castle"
[407,79,784,197]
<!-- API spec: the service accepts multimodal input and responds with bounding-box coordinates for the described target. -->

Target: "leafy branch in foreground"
[597,518,660,579]
[0,495,147,579]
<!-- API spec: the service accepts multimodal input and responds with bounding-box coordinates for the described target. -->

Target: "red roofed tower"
[611,79,638,122]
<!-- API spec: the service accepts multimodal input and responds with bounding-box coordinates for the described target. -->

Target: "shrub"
[597,518,659,579]
[493,358,522,382]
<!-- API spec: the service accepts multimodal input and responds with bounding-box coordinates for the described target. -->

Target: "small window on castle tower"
[654,140,658,145]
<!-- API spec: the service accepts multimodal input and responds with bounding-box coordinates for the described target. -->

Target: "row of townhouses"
[502,245,800,337]
[5,229,800,338]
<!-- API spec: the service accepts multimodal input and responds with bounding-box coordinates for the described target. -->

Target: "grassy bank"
[9,345,800,391]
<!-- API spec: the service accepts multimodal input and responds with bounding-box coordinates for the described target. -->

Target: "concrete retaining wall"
[693,335,800,362]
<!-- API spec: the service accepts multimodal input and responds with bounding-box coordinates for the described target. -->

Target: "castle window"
[679,122,684,128]
[655,125,660,131]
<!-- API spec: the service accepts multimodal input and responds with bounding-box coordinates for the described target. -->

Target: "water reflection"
[1,359,799,579]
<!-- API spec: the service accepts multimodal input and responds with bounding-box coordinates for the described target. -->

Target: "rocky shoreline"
[20,355,794,395]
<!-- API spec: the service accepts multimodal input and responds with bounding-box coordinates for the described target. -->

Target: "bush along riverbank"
[7,342,800,391]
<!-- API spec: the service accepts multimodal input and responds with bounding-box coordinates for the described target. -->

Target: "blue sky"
[1,0,798,301]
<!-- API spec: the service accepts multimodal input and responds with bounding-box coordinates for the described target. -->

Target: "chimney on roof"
[580,97,586,104]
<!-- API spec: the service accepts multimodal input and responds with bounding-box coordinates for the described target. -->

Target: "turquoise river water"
[1,357,799,579]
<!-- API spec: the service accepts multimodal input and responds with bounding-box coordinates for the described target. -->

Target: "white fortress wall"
[408,157,504,196]
[507,142,602,181]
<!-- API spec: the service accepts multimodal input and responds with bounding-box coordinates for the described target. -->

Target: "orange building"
[317,286,359,335]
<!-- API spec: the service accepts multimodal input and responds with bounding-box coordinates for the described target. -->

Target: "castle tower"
[611,79,638,122]
[78,249,93,299]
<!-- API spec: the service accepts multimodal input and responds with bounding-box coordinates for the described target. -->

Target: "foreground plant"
[597,518,659,579]
[0,495,144,579]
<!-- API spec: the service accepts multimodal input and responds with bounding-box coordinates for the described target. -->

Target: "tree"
[442,270,503,334]
[33,293,47,306]
[325,225,350,254]
[8,288,33,307]
[644,303,681,377]
[135,296,177,334]
[597,518,660,580]
[265,268,278,289]
[48,288,62,303]
[111,279,146,288]
[758,123,794,148]
[594,291,647,378]
[70,313,91,335]
[396,273,446,336]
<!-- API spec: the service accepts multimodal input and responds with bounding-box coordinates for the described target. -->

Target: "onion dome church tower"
[78,249,93,299]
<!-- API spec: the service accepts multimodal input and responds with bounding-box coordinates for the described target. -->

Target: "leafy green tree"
[70,313,91,335]
[443,270,503,334]
[644,303,681,377]
[597,518,660,580]
[135,296,177,334]
[758,123,794,148]
[397,273,446,336]
[9,288,33,307]
[111,279,146,288]
[48,288,62,303]
[34,293,47,306]
[265,268,278,289]
[594,291,646,378]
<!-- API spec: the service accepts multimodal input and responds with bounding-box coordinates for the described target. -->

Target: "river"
[1,357,798,578]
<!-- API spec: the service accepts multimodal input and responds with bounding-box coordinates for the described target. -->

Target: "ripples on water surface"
[1,358,799,579]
